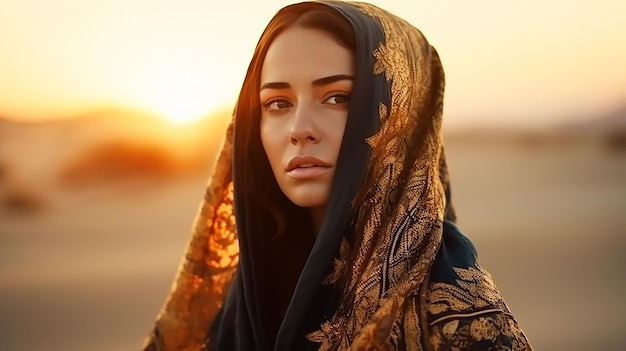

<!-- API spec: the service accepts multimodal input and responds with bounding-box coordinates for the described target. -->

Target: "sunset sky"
[0,0,624,128]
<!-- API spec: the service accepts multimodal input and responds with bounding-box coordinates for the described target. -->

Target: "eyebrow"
[260,74,354,90]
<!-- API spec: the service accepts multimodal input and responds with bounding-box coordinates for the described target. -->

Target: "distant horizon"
[1,101,624,133]
[1,80,624,130]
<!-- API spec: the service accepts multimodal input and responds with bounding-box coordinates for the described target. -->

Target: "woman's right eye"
[262,98,292,112]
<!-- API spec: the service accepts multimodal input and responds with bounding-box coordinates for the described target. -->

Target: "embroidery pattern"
[142,122,240,351]
[428,266,506,317]
[426,266,533,351]
[308,2,447,350]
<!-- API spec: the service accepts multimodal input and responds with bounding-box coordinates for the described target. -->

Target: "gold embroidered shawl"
[141,2,532,350]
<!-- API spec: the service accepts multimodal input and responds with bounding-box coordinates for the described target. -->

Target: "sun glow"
[147,94,216,125]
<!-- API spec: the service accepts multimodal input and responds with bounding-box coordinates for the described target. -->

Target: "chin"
[282,186,330,208]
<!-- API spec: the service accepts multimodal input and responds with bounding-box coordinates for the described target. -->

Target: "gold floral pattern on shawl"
[309,2,447,350]
[430,313,531,351]
[141,121,239,351]
[426,266,533,350]
[322,238,351,285]
[428,266,505,316]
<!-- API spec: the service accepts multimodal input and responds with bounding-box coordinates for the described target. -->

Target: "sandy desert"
[1,111,625,350]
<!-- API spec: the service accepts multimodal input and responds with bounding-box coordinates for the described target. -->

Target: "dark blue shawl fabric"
[209,2,386,350]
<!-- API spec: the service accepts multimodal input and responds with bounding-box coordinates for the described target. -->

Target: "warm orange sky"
[0,0,624,128]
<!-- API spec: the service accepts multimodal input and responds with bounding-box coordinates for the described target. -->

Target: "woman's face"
[260,27,354,209]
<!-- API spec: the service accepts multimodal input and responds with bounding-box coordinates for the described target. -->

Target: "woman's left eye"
[324,93,351,105]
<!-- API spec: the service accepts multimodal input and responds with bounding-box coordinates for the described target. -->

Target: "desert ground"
[1,115,625,350]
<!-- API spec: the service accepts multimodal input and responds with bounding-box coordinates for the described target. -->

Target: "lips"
[286,155,331,179]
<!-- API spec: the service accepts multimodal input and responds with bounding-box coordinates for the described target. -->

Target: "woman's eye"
[262,98,292,111]
[325,93,351,105]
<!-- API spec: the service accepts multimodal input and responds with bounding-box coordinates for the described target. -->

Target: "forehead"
[261,27,354,83]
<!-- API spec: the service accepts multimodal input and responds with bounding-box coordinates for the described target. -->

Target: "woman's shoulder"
[430,220,479,283]
[424,220,533,350]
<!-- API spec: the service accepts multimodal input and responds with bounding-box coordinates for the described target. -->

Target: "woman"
[142,1,532,350]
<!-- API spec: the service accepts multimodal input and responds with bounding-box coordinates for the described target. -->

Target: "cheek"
[260,117,284,169]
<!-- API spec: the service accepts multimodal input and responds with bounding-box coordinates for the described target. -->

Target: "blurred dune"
[59,141,192,186]
[0,109,230,212]
[0,109,625,350]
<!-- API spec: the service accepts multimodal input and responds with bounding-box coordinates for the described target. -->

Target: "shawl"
[141,1,532,350]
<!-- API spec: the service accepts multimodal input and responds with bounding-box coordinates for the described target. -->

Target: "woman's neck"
[310,206,327,235]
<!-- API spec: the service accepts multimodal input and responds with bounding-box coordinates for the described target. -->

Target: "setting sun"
[145,93,217,125]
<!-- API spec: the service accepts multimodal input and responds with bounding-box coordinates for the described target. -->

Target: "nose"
[289,103,319,145]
